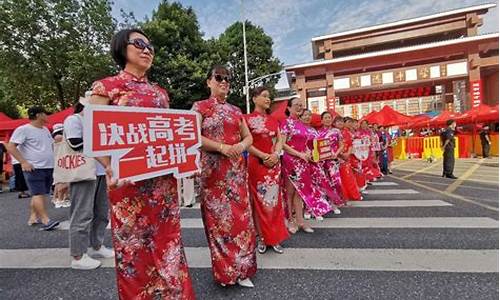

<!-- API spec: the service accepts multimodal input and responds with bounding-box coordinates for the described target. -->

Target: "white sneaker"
[304,213,311,220]
[333,208,342,215]
[71,254,101,270]
[88,246,115,259]
[315,216,324,221]
[237,278,255,288]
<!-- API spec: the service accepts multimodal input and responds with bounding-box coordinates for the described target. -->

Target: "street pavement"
[0,158,498,299]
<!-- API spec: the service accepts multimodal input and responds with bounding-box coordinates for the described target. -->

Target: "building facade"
[285,3,499,119]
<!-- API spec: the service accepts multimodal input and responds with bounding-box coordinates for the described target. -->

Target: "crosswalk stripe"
[179,217,498,229]
[56,217,497,230]
[347,200,452,207]
[363,189,419,195]
[0,247,496,273]
[369,182,399,186]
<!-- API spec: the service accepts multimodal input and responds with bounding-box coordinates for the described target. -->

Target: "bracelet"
[219,143,224,152]
[239,142,246,151]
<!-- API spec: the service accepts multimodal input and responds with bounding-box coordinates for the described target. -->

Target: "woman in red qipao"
[90,29,195,300]
[359,120,382,182]
[335,117,362,201]
[191,65,257,288]
[344,118,367,191]
[245,87,289,255]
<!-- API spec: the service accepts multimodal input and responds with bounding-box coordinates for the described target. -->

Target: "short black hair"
[74,102,84,114]
[111,28,151,69]
[334,116,344,123]
[285,97,300,117]
[446,119,455,126]
[321,111,332,119]
[206,64,230,80]
[27,106,48,120]
[250,86,269,99]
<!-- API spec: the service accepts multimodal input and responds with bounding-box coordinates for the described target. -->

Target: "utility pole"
[241,0,250,114]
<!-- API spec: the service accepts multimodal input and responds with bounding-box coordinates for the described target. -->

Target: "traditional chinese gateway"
[285,3,499,119]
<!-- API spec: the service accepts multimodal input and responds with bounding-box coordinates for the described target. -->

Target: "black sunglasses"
[128,38,155,54]
[213,74,230,83]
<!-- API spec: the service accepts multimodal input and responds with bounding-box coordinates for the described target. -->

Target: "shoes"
[237,278,255,288]
[71,254,102,270]
[257,239,267,254]
[185,204,194,208]
[303,213,311,220]
[271,244,284,254]
[314,215,324,221]
[27,218,41,226]
[299,225,314,233]
[18,193,30,199]
[445,175,458,179]
[39,219,60,231]
[333,208,341,215]
[88,246,115,259]
[287,221,298,234]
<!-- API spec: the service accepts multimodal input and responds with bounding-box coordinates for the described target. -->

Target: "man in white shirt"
[5,106,59,230]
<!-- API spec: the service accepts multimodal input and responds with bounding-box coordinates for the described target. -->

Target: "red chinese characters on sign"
[470,80,483,108]
[83,105,201,182]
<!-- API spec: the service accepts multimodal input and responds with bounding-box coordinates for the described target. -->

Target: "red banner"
[83,105,201,182]
[470,80,483,108]
[312,138,334,162]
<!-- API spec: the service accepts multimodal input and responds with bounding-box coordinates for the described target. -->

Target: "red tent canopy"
[459,104,499,123]
[403,114,431,128]
[362,105,412,126]
[0,112,13,122]
[425,110,464,127]
[0,107,74,132]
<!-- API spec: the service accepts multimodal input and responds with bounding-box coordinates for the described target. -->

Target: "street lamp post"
[241,0,250,114]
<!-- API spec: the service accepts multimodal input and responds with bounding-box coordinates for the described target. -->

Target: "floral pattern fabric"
[192,97,256,285]
[317,127,345,206]
[91,71,195,300]
[245,111,289,246]
[280,117,333,217]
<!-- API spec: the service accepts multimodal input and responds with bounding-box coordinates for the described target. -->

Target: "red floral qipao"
[245,111,289,246]
[358,129,382,181]
[192,97,257,285]
[91,71,195,300]
[338,128,362,201]
[345,128,367,190]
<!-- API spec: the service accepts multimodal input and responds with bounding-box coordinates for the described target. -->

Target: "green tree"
[141,1,211,109]
[0,0,116,112]
[215,21,282,110]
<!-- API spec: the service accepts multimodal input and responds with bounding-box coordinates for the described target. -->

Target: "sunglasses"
[213,74,230,83]
[128,39,155,55]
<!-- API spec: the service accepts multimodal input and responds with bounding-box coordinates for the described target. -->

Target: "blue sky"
[112,0,499,66]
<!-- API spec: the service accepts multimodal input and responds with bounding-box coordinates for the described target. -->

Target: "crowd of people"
[0,28,396,299]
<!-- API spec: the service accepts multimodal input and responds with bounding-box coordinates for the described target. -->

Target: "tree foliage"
[0,0,283,116]
[0,0,116,112]
[215,21,282,110]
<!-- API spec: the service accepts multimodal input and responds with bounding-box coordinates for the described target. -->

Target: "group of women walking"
[90,28,390,299]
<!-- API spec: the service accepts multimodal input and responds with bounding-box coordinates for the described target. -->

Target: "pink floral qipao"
[317,127,345,206]
[281,117,333,217]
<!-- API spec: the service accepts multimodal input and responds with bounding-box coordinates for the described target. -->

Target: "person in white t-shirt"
[58,98,114,270]
[5,106,59,231]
